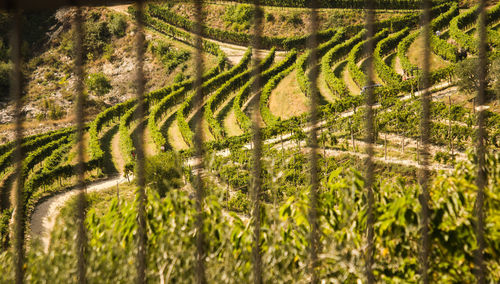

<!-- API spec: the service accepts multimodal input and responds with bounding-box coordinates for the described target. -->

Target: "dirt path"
[223,109,244,137]
[341,60,361,95]
[30,175,128,252]
[111,126,125,173]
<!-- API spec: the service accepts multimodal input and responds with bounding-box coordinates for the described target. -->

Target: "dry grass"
[168,120,189,151]
[317,69,336,103]
[408,34,449,71]
[269,70,309,120]
[223,109,243,137]
[341,60,361,95]
[201,118,215,142]
[170,2,412,38]
[111,126,125,173]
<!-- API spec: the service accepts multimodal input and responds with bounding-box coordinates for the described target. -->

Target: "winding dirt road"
[30,175,128,252]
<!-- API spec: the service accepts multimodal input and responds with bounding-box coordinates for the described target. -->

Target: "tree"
[454,58,480,96]
[145,152,183,198]
[454,57,499,100]
[86,72,112,96]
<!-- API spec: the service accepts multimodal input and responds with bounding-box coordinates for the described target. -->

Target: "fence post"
[306,0,320,281]
[474,0,488,282]
[72,6,88,284]
[9,6,25,284]
[363,0,376,282]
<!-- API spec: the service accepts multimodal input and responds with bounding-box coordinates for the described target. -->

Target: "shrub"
[86,72,112,96]
[224,4,255,31]
[109,13,127,38]
[0,62,10,97]
[84,20,111,57]
[145,152,183,198]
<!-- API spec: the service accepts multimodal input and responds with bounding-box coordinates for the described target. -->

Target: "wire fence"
[0,0,492,282]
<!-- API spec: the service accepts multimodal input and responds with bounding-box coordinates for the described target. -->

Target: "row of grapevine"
[233,51,298,131]
[146,3,437,51]
[321,30,366,98]
[149,87,187,151]
[450,5,479,54]
[373,28,409,86]
[129,6,223,56]
[0,127,75,175]
[176,48,254,146]
[218,0,450,9]
[148,50,228,150]
[397,31,419,74]
[295,29,345,97]
[260,62,296,126]
[347,29,390,88]
[119,105,139,173]
[205,48,277,140]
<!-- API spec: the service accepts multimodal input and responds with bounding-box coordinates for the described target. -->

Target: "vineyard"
[0,0,499,282]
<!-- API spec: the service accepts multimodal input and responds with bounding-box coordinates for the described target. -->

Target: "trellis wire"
[193,0,208,283]
[250,0,263,282]
[306,0,320,282]
[419,0,432,282]
[362,0,376,282]
[133,1,148,283]
[474,0,488,282]
[9,5,25,284]
[72,5,88,284]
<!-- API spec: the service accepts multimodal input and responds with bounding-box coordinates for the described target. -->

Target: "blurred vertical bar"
[192,0,207,283]
[474,0,487,282]
[134,1,147,283]
[250,0,263,282]
[9,3,25,284]
[363,0,375,282]
[73,5,88,284]
[306,0,320,282]
[419,0,432,282]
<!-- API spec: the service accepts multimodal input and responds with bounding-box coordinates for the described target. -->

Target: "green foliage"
[0,62,10,99]
[146,3,423,50]
[149,40,190,72]
[223,4,255,31]
[86,72,112,96]
[321,30,366,97]
[296,29,344,97]
[348,29,389,88]
[84,20,112,57]
[176,47,252,147]
[233,50,298,132]
[145,152,183,198]
[108,13,127,38]
[373,28,409,86]
[3,153,498,282]
[228,191,250,213]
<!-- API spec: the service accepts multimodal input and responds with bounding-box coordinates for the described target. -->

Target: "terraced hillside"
[0,1,499,282]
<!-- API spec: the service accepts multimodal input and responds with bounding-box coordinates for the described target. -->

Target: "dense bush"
[108,13,127,38]
[0,62,10,99]
[2,152,498,282]
[145,152,183,197]
[223,4,255,32]
[86,72,112,96]
[149,40,191,72]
